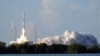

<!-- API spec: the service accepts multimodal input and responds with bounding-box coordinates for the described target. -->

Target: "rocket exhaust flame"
[16,28,27,44]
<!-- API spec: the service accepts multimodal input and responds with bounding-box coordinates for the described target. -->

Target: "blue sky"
[0,0,100,44]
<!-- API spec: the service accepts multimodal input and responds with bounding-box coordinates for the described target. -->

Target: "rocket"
[22,12,25,29]
[10,12,28,44]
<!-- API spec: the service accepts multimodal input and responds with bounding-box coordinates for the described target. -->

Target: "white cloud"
[37,30,98,45]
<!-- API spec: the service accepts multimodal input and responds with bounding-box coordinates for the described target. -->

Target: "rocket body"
[22,12,25,29]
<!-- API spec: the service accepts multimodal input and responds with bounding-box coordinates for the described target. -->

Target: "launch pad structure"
[10,12,36,44]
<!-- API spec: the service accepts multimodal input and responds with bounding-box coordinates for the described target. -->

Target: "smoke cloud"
[40,0,66,30]
[10,28,28,44]
[37,30,98,45]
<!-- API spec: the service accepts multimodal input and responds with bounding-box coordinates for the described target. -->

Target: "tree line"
[0,41,100,54]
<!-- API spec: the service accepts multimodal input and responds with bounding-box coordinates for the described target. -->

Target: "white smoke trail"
[40,0,66,30]
[16,28,27,44]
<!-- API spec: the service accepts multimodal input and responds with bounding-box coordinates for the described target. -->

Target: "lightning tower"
[11,23,17,41]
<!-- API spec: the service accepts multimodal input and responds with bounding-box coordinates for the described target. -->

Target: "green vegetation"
[0,41,6,54]
[0,41,100,54]
[67,44,87,53]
